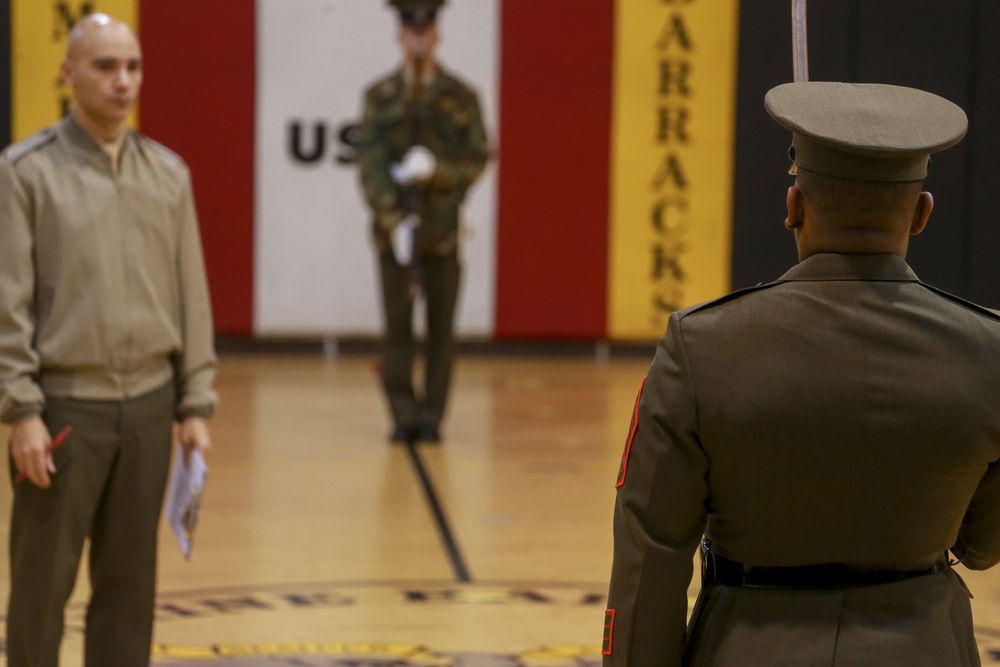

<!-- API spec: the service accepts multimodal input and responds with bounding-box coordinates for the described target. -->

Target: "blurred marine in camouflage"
[356,0,490,444]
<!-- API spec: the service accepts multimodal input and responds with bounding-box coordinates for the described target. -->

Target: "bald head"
[61,13,142,141]
[66,13,138,62]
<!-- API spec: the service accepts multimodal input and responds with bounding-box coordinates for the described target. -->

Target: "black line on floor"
[405,443,472,583]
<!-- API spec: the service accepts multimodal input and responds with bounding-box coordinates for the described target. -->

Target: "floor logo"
[1,580,608,665]
[152,643,602,666]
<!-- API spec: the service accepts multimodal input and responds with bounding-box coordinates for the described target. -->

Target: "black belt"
[702,542,949,590]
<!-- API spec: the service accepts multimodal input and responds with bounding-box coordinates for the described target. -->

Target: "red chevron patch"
[602,608,616,655]
[615,377,645,489]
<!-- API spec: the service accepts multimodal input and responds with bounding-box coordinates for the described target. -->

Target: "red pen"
[15,425,73,483]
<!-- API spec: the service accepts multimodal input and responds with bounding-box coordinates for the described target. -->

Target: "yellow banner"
[608,0,739,340]
[12,0,138,142]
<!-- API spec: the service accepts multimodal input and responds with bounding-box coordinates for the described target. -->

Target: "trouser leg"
[378,249,418,430]
[84,383,174,667]
[6,398,121,667]
[420,252,461,430]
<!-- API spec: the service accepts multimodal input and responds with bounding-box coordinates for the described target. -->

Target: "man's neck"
[405,58,436,83]
[71,108,128,143]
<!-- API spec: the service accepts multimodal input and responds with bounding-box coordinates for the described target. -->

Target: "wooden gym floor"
[1,351,1000,665]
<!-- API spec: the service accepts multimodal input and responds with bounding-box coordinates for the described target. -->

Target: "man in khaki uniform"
[0,14,216,666]
[603,82,1000,666]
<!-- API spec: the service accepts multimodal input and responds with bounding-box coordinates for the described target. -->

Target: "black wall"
[733,1,1000,305]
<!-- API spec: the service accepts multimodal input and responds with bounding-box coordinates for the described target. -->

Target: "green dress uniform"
[603,84,1000,666]
[356,63,489,440]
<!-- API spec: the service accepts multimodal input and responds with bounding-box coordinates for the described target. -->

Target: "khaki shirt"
[605,253,1000,665]
[0,115,217,424]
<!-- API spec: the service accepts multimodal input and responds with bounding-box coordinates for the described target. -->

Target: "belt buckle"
[700,537,717,585]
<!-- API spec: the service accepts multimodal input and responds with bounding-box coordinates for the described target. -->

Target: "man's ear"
[910,192,934,236]
[59,59,73,87]
[785,185,804,230]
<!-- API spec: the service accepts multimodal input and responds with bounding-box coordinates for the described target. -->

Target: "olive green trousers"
[377,249,461,433]
[6,382,175,667]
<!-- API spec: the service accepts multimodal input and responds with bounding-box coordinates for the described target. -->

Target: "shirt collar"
[401,63,440,90]
[59,114,99,153]
[778,253,920,283]
[59,113,134,159]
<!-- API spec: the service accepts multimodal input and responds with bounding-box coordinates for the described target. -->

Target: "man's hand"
[10,416,54,488]
[401,145,437,182]
[389,145,437,185]
[177,417,211,467]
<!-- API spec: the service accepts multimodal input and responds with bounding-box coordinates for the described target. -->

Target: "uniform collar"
[779,253,920,282]
[399,64,442,90]
[59,113,136,158]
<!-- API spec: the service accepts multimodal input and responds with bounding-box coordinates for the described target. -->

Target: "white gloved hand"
[389,162,411,185]
[390,215,419,266]
[400,145,437,183]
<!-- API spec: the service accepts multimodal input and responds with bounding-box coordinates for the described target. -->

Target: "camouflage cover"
[356,66,490,256]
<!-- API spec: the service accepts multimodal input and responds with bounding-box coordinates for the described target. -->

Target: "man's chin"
[109,101,135,115]
[105,111,134,126]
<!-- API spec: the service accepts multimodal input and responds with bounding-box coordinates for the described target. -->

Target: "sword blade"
[792,0,809,82]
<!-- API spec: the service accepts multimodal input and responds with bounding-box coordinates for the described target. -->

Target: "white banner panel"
[255,0,498,337]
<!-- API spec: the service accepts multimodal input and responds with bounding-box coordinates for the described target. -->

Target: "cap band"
[400,9,437,26]
[792,133,930,182]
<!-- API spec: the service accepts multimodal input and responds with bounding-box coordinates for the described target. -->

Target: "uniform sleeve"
[0,160,45,424]
[428,89,490,194]
[356,90,405,236]
[604,313,708,667]
[173,171,217,420]
[953,458,1000,569]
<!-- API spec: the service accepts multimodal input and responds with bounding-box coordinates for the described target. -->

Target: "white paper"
[164,447,207,560]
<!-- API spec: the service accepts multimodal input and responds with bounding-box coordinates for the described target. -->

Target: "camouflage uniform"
[356,65,489,438]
